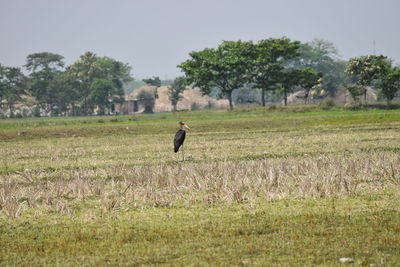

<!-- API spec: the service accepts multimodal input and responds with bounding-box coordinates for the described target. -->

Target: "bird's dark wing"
[174,130,186,152]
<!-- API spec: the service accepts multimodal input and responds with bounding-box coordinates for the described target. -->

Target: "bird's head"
[179,121,190,130]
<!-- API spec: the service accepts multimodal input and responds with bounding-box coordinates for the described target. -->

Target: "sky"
[0,0,399,79]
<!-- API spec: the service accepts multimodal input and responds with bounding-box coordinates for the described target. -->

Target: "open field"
[1,106,400,266]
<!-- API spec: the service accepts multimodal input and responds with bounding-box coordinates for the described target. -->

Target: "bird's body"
[173,121,190,160]
[174,129,186,152]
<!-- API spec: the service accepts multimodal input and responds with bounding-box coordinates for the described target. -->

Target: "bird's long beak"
[184,124,190,130]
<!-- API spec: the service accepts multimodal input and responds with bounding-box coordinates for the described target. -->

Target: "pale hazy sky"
[0,0,399,79]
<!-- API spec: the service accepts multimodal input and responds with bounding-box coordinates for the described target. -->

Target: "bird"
[174,121,190,160]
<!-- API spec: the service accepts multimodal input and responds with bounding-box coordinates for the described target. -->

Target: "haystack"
[128,86,229,112]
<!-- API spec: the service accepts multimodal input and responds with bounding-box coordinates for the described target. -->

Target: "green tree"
[67,52,132,115]
[94,56,131,108]
[248,38,301,106]
[25,52,65,72]
[0,64,6,106]
[48,71,81,115]
[296,68,323,104]
[67,52,101,115]
[345,84,365,104]
[291,39,347,97]
[379,67,400,105]
[0,65,26,117]
[25,52,65,114]
[346,55,391,103]
[179,40,252,109]
[143,76,161,87]
[275,68,322,106]
[168,76,186,111]
[278,70,301,106]
[89,78,115,115]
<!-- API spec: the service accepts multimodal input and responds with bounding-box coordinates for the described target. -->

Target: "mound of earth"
[128,86,229,112]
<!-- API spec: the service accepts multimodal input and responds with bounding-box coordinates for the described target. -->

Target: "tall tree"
[67,52,100,115]
[95,56,132,109]
[89,78,114,115]
[279,70,300,106]
[168,76,186,111]
[25,52,65,114]
[296,68,323,104]
[379,67,400,105]
[345,55,391,103]
[0,64,6,107]
[275,68,322,106]
[179,40,252,109]
[48,71,81,115]
[25,52,64,72]
[248,38,301,106]
[0,65,26,117]
[290,39,347,97]
[67,52,132,115]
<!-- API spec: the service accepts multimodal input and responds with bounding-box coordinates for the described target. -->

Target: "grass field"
[1,106,400,266]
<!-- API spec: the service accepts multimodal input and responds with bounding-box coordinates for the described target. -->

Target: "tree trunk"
[284,90,287,106]
[227,90,233,109]
[304,92,309,105]
[8,104,14,118]
[364,91,367,105]
[261,88,265,106]
[84,97,88,115]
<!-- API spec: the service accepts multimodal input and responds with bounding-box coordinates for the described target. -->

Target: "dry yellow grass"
[1,108,400,266]
[1,116,399,217]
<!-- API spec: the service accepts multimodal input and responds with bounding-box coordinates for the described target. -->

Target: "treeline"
[0,51,132,117]
[178,38,400,108]
[1,37,400,118]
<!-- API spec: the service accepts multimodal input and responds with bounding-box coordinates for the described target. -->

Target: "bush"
[33,106,41,117]
[191,102,199,111]
[137,90,155,114]
[319,99,336,110]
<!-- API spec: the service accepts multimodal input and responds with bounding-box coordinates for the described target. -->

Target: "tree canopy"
[379,67,400,105]
[346,55,392,104]
[346,55,391,86]
[291,39,347,97]
[25,52,65,113]
[168,76,186,111]
[67,51,132,115]
[0,65,26,117]
[143,76,161,87]
[179,40,253,109]
[248,37,301,106]
[25,52,65,72]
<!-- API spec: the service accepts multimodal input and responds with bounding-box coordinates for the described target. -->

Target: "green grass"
[1,108,399,141]
[1,106,400,266]
[1,192,399,266]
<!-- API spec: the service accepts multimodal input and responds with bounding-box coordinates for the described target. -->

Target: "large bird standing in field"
[174,121,190,161]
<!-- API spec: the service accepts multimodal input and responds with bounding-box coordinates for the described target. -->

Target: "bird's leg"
[182,144,185,161]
